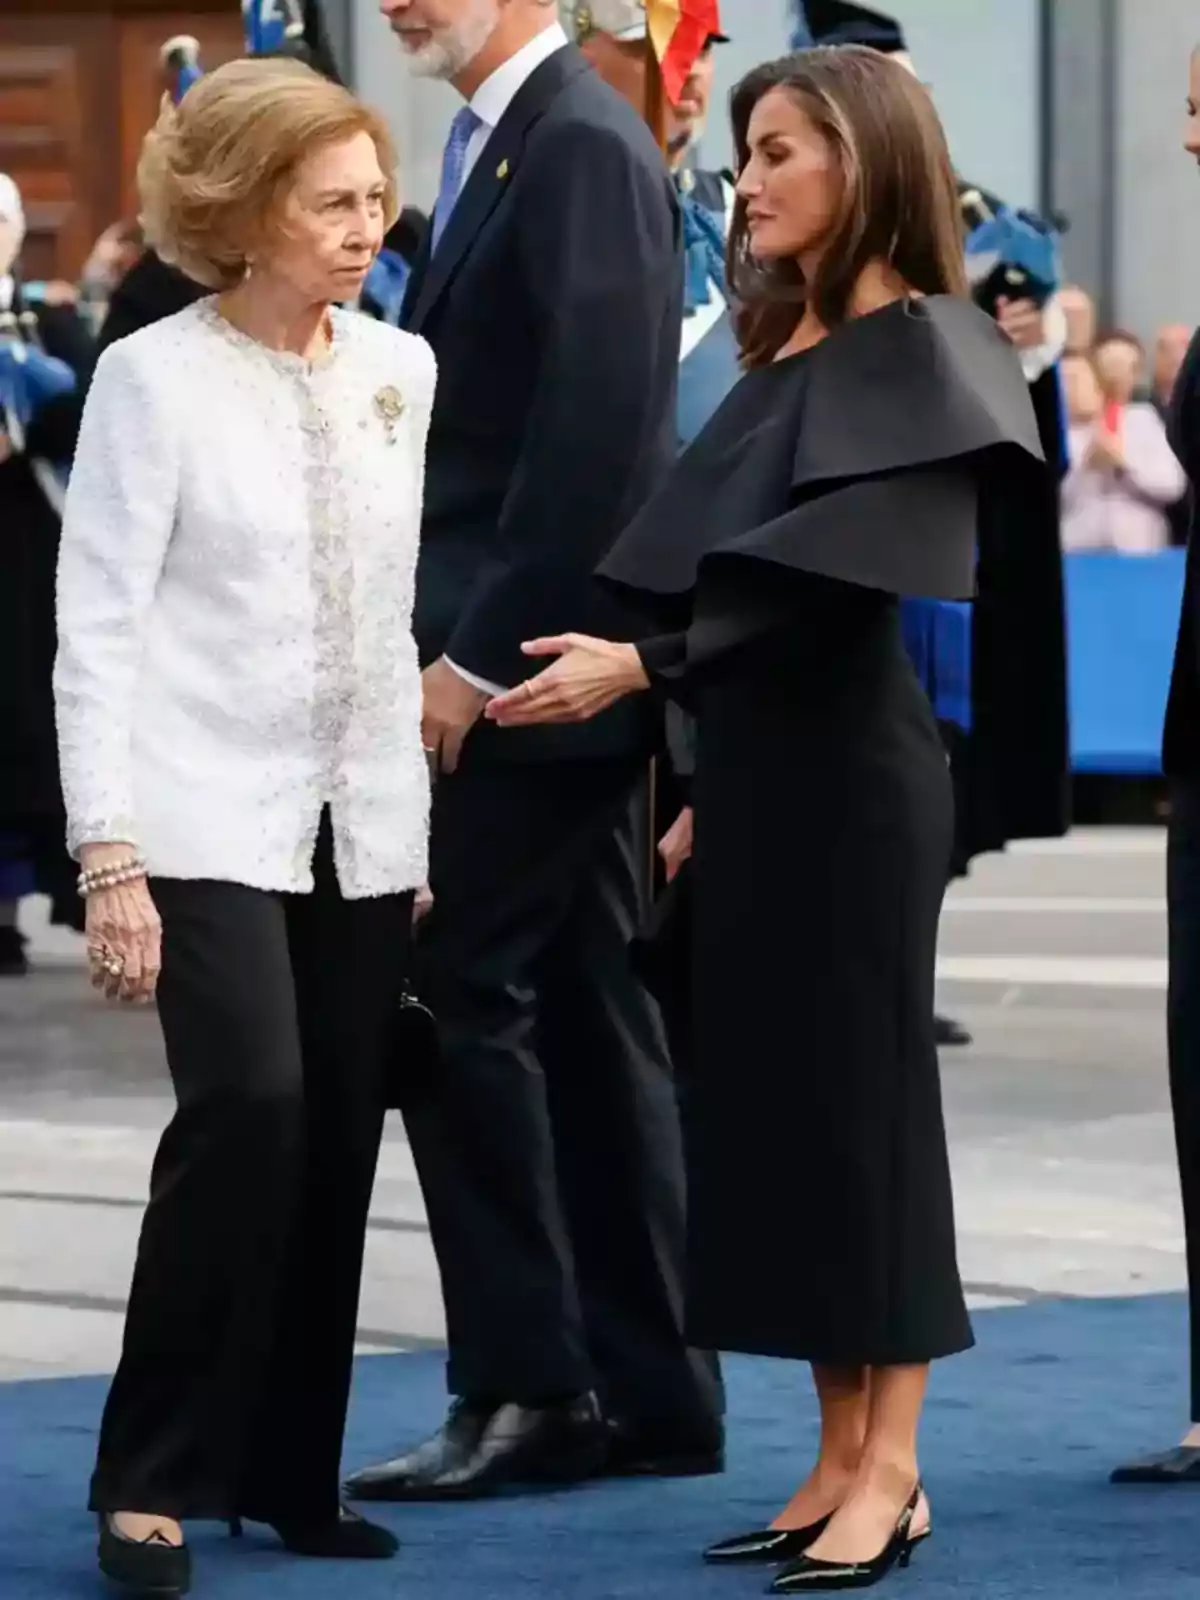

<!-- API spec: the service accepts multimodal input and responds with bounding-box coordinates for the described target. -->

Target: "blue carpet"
[5,1295,1200,1598]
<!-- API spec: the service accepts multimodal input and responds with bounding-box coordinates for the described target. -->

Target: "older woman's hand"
[80,844,161,1005]
[485,635,650,727]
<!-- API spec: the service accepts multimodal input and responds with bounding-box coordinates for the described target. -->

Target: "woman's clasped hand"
[80,845,161,1004]
[485,634,650,727]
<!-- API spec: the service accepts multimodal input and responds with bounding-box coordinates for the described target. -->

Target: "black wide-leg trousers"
[1168,780,1200,1422]
[89,815,413,1519]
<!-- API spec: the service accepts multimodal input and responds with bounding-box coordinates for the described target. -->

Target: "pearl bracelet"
[76,856,148,898]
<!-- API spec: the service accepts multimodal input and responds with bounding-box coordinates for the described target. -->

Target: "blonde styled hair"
[138,57,399,291]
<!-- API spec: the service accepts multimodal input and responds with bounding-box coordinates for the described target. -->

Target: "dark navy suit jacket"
[403,44,683,762]
[1163,326,1200,776]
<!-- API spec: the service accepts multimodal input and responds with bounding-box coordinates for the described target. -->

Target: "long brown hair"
[727,48,967,367]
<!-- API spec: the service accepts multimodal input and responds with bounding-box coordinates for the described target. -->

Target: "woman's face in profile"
[263,131,388,304]
[736,86,839,265]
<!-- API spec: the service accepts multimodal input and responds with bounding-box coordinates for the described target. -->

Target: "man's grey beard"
[402,0,501,80]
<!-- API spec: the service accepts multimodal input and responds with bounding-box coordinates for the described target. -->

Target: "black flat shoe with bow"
[770,1485,927,1593]
[704,1516,832,1565]
[98,1513,191,1596]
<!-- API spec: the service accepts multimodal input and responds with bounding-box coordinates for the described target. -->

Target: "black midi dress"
[599,296,1044,1366]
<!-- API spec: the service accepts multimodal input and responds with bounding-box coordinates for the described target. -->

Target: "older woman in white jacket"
[54,59,433,1597]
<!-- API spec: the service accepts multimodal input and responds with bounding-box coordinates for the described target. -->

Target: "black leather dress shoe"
[345,1397,493,1500]
[344,1393,609,1501]
[934,1014,972,1047]
[0,928,29,978]
[1111,1445,1200,1483]
[703,1517,830,1564]
[604,1422,725,1479]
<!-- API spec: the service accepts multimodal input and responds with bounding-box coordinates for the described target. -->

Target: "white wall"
[699,0,1040,209]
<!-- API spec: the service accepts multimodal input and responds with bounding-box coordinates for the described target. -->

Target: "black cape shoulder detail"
[597,295,1045,608]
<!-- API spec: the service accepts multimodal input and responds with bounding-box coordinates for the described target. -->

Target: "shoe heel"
[900,1529,930,1570]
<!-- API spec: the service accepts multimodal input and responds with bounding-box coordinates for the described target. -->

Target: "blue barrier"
[1065,548,1186,775]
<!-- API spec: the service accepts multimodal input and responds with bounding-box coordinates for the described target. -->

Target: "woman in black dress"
[488,47,1041,1594]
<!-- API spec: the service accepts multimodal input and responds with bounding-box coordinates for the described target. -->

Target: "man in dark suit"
[1112,311,1200,1485]
[1110,45,1200,1487]
[345,0,722,1502]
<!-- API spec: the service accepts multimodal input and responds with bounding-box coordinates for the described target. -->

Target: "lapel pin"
[496,158,510,180]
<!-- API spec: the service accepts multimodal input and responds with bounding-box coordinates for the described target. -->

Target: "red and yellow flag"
[644,0,722,105]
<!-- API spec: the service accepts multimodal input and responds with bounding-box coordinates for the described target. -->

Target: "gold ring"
[104,956,124,976]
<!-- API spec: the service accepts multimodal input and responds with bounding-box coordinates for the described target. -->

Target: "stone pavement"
[0,828,1180,1381]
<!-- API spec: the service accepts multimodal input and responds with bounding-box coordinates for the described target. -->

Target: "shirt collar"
[469,22,568,132]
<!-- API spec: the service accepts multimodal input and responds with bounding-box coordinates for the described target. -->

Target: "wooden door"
[0,1,245,281]
[0,16,112,281]
[117,11,245,222]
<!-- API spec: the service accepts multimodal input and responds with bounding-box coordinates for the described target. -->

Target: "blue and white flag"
[244,0,341,79]
[242,0,305,56]
[0,324,76,511]
[0,329,75,445]
[160,35,203,103]
[963,198,1061,308]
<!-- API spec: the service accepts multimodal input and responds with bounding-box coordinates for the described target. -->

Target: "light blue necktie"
[431,105,483,253]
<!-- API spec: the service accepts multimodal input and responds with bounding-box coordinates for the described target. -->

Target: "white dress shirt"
[441,19,569,699]
[462,21,568,189]
[55,299,436,898]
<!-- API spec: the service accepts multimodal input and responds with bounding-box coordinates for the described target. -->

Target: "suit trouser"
[89,815,413,1518]
[1168,780,1200,1421]
[405,753,719,1437]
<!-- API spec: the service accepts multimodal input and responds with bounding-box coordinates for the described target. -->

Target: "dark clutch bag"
[384,986,442,1113]
[630,862,694,1078]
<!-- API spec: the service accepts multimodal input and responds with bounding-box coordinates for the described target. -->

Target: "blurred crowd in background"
[1058,282,1192,555]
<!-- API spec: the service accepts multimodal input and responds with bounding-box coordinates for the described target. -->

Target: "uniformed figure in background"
[796,0,1070,1048]
[359,207,430,326]
[0,173,94,973]
[573,0,738,449]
